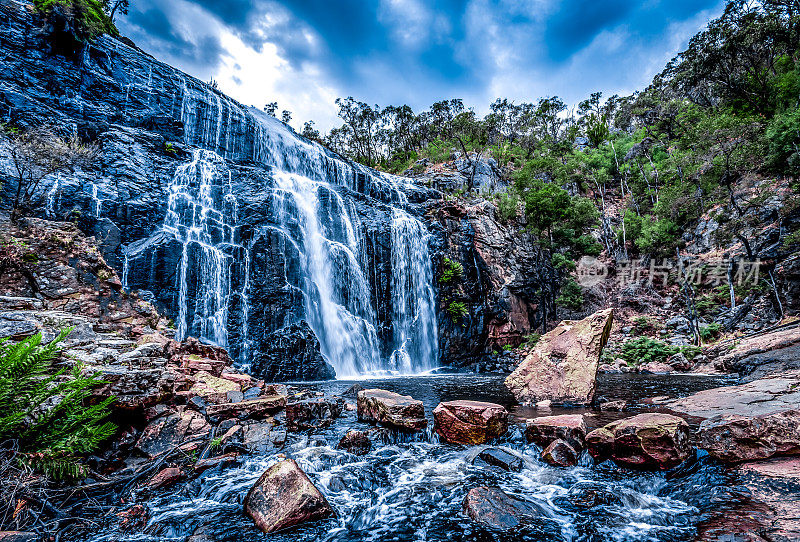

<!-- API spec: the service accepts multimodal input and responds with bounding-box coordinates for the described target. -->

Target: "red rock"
[541,439,578,467]
[147,467,184,489]
[433,400,508,445]
[505,309,613,405]
[585,413,691,470]
[286,398,344,431]
[245,459,334,533]
[525,414,587,451]
[357,389,427,431]
[117,504,148,531]
[699,409,800,463]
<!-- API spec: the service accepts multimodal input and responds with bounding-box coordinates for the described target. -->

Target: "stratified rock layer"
[699,410,800,463]
[357,389,427,431]
[505,309,613,404]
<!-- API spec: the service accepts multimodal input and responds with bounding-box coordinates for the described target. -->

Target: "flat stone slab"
[666,370,800,419]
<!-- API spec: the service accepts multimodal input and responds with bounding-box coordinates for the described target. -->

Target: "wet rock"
[699,409,800,463]
[599,400,628,412]
[336,430,372,455]
[711,326,800,380]
[564,481,623,509]
[244,459,334,534]
[0,533,38,542]
[525,414,587,451]
[667,370,800,419]
[147,466,184,489]
[667,352,692,371]
[357,389,427,431]
[585,413,691,470]
[239,421,277,454]
[505,309,613,404]
[342,383,365,398]
[433,400,508,445]
[462,487,546,532]
[117,504,149,532]
[541,439,578,467]
[286,398,344,431]
[249,321,336,382]
[474,447,524,472]
[205,395,287,422]
[189,370,240,402]
[638,361,673,374]
[194,453,240,473]
[136,409,211,458]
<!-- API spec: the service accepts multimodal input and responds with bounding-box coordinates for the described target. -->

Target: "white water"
[103,59,438,376]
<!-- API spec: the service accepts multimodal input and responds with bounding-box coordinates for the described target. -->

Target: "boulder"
[639,361,673,374]
[585,413,691,470]
[336,430,372,455]
[462,487,547,532]
[0,533,37,542]
[433,400,508,445]
[699,409,800,463]
[357,389,427,431]
[541,439,578,467]
[286,398,344,431]
[525,414,587,451]
[505,309,613,404]
[667,370,800,419]
[136,410,211,458]
[249,321,336,382]
[563,481,622,509]
[710,326,800,380]
[244,459,334,533]
[473,447,524,472]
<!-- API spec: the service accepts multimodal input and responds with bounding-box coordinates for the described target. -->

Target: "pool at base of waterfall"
[89,373,747,542]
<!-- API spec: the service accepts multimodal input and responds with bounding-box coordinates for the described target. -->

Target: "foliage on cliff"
[33,0,120,40]
[0,330,116,479]
[322,0,800,264]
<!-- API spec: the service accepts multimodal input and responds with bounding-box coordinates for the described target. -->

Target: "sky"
[117,0,726,132]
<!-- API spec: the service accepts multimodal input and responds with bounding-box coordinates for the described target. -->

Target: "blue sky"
[118,0,725,131]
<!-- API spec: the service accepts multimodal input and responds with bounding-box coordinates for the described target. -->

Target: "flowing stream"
[87,374,742,542]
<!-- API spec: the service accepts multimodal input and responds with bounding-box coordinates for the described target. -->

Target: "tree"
[301,120,320,141]
[281,110,292,124]
[264,102,278,117]
[4,126,96,223]
[102,0,129,22]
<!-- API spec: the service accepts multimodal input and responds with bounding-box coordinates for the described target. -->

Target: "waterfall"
[390,210,438,373]
[113,67,438,377]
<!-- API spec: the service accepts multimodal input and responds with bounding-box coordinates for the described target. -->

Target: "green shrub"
[33,0,118,39]
[446,301,468,323]
[700,322,722,342]
[0,330,116,479]
[619,337,678,366]
[439,257,464,284]
[496,191,520,222]
[556,278,584,310]
[521,332,541,348]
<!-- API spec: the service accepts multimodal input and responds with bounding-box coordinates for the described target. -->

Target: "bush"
[33,0,118,40]
[700,322,722,342]
[556,277,584,310]
[0,330,116,479]
[446,301,468,323]
[496,191,520,222]
[619,337,678,366]
[439,257,464,284]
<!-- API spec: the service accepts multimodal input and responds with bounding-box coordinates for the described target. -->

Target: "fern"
[0,330,117,480]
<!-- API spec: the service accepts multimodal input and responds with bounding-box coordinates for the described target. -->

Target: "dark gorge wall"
[0,0,548,375]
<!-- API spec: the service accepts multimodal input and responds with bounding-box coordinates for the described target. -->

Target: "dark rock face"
[462,487,554,533]
[244,459,334,534]
[428,200,557,366]
[286,397,344,431]
[250,321,335,382]
[474,448,524,472]
[0,1,439,378]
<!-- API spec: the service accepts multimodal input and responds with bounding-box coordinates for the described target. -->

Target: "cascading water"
[118,84,438,376]
[124,149,247,348]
